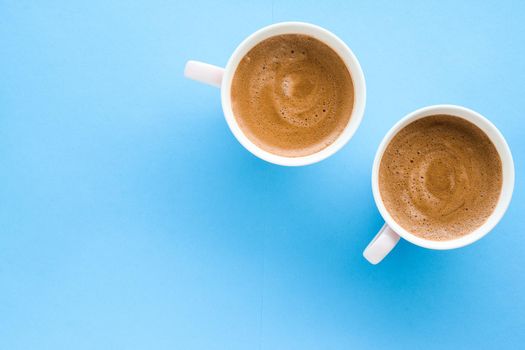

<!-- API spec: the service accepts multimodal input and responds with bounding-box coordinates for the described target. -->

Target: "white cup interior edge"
[220,22,366,166]
[372,104,515,250]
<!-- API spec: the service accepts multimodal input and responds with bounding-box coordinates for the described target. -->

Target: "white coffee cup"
[364,105,515,264]
[184,22,366,166]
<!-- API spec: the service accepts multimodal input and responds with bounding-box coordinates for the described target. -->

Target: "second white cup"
[184,22,366,166]
[363,105,515,264]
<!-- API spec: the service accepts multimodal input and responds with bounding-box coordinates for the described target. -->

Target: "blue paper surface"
[1,1,524,349]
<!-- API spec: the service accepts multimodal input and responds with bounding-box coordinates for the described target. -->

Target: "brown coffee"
[379,115,502,240]
[231,34,354,157]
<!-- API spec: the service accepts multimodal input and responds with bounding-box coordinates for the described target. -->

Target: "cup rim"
[371,104,515,250]
[220,21,366,166]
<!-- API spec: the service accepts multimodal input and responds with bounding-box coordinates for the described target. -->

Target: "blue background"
[1,1,524,349]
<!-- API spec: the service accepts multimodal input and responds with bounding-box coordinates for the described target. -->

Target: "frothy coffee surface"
[379,115,502,240]
[231,34,354,157]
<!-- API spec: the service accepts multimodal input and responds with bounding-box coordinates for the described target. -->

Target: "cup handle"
[363,223,401,264]
[184,60,225,88]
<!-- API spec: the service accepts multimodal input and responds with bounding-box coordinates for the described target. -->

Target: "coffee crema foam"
[379,115,502,241]
[231,34,354,157]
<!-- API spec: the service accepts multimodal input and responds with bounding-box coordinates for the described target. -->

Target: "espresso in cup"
[231,34,354,157]
[378,115,502,241]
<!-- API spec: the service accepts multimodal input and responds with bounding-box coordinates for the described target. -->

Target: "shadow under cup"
[371,105,515,251]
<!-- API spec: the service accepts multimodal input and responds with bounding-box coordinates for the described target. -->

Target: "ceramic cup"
[364,105,515,264]
[184,22,366,166]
